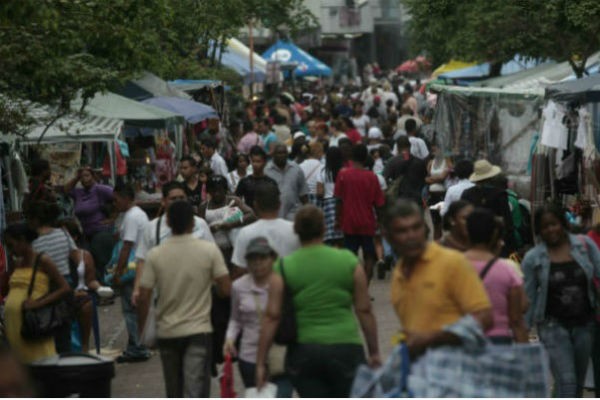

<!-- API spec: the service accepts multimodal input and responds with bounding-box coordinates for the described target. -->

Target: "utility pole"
[248,19,255,98]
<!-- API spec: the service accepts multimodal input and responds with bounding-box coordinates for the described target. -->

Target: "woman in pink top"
[464,208,529,344]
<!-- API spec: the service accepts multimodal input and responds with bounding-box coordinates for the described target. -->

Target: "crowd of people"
[0,75,600,398]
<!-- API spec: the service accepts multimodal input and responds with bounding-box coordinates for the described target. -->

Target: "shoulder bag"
[479,257,499,280]
[21,253,73,340]
[273,258,297,345]
[252,291,287,376]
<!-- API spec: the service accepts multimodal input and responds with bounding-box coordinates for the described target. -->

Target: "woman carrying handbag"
[1,223,71,363]
[224,237,293,397]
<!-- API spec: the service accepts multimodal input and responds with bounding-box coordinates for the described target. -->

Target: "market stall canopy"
[116,71,191,101]
[546,74,600,104]
[212,38,267,84]
[70,92,185,129]
[169,79,226,93]
[142,96,218,124]
[438,57,542,84]
[20,102,123,144]
[475,51,600,90]
[262,40,332,77]
[431,60,476,78]
[396,57,431,74]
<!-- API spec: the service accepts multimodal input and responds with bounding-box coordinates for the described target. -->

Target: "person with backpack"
[464,209,528,344]
[461,160,517,257]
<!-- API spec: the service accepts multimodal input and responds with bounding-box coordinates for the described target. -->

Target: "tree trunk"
[568,57,587,79]
[489,61,503,78]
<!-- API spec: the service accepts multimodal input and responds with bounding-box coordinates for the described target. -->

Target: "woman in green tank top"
[255,205,381,397]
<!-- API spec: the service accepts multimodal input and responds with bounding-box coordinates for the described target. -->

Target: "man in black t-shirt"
[383,136,427,206]
[179,156,203,213]
[236,146,276,210]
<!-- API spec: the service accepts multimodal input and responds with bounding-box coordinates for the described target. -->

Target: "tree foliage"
[0,0,316,134]
[403,0,600,77]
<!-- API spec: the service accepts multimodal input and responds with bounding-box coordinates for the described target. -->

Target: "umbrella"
[396,60,419,73]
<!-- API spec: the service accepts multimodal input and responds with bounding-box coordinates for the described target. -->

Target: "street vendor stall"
[431,84,544,195]
[530,74,600,227]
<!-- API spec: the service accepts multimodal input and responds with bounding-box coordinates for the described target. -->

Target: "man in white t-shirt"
[351,102,370,137]
[201,137,228,177]
[392,118,429,160]
[132,181,215,306]
[232,181,300,268]
[113,183,151,363]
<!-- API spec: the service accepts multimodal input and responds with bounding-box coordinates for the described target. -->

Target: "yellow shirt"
[391,242,491,333]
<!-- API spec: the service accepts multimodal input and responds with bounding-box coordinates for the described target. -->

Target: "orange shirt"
[391,242,491,333]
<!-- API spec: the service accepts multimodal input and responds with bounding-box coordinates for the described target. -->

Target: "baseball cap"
[245,237,275,258]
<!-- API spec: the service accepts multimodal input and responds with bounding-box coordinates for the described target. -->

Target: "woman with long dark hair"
[438,200,473,252]
[316,147,345,246]
[523,204,600,397]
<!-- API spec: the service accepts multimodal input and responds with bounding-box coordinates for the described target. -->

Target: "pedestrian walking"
[522,204,600,397]
[235,146,277,210]
[138,200,231,397]
[438,200,473,252]
[383,200,492,358]
[231,182,300,269]
[224,237,293,397]
[265,144,309,221]
[441,159,475,217]
[461,159,516,256]
[316,146,345,246]
[112,183,150,363]
[227,153,250,194]
[132,181,214,306]
[178,156,203,214]
[201,137,229,177]
[256,205,381,397]
[335,144,385,281]
[464,208,529,344]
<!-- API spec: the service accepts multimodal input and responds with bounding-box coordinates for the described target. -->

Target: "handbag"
[21,253,73,340]
[273,259,297,345]
[252,292,287,376]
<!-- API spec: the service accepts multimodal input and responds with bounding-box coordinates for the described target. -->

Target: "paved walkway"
[98,275,399,397]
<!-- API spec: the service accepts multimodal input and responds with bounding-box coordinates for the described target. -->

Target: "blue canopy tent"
[262,40,332,78]
[439,57,543,85]
[142,96,218,124]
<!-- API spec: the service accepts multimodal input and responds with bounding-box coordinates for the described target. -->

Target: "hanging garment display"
[541,100,569,150]
[574,107,590,150]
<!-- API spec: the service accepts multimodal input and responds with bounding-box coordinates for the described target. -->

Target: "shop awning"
[431,60,476,78]
[117,71,191,101]
[546,74,600,104]
[71,92,185,129]
[262,40,332,77]
[142,96,218,124]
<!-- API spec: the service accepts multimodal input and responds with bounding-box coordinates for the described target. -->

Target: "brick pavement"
[102,276,399,397]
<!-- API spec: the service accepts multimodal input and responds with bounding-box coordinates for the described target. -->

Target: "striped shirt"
[32,228,76,276]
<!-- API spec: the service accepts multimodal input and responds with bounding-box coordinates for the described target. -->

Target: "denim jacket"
[522,234,600,328]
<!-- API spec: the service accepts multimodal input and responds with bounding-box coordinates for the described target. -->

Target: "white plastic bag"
[245,383,277,398]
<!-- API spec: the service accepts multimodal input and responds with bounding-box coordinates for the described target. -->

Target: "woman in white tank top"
[425,143,452,240]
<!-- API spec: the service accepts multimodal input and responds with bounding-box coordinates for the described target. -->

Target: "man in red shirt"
[335,144,385,281]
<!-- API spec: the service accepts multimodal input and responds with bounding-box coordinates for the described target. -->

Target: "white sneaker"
[96,286,114,298]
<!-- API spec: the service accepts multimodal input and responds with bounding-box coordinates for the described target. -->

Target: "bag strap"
[251,292,264,321]
[156,215,163,245]
[479,257,499,280]
[278,258,286,284]
[305,164,321,182]
[27,253,44,299]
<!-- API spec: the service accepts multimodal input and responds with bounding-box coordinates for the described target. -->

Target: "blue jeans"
[238,359,293,397]
[538,319,593,397]
[120,282,149,357]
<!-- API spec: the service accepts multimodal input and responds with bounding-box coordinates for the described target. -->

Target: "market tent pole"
[249,19,254,98]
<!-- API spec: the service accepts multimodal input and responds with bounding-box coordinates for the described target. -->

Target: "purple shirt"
[237,132,263,155]
[225,274,268,363]
[70,184,113,237]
